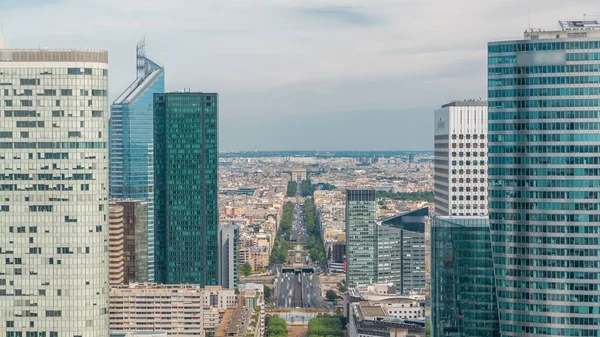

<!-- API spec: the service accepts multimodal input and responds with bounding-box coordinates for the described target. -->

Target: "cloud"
[0,0,58,10]
[1,0,598,150]
[294,6,384,26]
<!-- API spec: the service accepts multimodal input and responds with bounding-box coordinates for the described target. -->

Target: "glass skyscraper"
[154,92,218,286]
[0,49,109,336]
[431,217,499,337]
[109,40,164,281]
[488,20,600,337]
[377,208,427,294]
[345,189,377,287]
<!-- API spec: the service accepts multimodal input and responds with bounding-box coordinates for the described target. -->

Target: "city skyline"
[1,1,597,151]
[3,3,600,337]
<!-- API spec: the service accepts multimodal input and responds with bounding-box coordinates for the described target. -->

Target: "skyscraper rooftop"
[524,19,600,39]
[559,19,600,30]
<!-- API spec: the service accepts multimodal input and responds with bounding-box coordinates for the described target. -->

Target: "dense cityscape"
[2,5,600,337]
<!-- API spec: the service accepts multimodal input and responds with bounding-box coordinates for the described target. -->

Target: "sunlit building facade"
[434,100,488,217]
[0,48,109,336]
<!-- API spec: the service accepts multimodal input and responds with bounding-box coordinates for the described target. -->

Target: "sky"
[1,0,599,151]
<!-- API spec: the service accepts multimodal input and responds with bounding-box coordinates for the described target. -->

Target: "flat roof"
[0,49,108,63]
[361,305,386,317]
[441,100,486,108]
[215,308,235,337]
[559,20,600,29]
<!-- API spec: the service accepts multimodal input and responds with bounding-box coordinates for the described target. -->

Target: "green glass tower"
[153,92,218,285]
[489,20,600,337]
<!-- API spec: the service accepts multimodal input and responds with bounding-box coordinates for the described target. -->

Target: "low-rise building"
[345,283,425,337]
[215,306,264,337]
[347,301,425,337]
[110,283,204,337]
[110,332,167,337]
[202,286,237,310]
[371,298,424,320]
[347,284,425,323]
[203,307,222,333]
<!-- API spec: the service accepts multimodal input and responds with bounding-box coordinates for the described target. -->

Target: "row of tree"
[303,198,327,266]
[307,315,344,337]
[266,315,287,337]
[286,181,298,197]
[301,179,314,197]
[375,190,434,202]
[269,202,294,266]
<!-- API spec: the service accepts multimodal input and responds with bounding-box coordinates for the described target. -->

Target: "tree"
[338,284,347,293]
[326,290,338,302]
[307,316,343,337]
[267,316,288,337]
[241,262,253,276]
[286,181,297,197]
[264,285,272,299]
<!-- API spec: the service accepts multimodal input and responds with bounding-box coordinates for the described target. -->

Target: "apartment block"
[109,283,204,337]
[109,204,126,285]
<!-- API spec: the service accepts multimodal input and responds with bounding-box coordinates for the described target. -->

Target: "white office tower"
[0,49,109,336]
[434,100,488,216]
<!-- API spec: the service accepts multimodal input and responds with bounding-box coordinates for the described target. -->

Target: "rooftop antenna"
[528,9,531,29]
[136,36,148,80]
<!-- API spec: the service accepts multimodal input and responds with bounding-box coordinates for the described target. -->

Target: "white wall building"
[202,285,237,311]
[110,283,204,337]
[376,299,425,320]
[434,100,488,216]
[0,47,110,336]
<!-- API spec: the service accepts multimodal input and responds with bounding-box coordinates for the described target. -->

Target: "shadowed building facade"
[345,189,377,287]
[154,92,219,285]
[431,216,499,337]
[378,208,428,294]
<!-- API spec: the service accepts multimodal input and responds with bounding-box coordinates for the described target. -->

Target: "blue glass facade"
[489,30,600,336]
[431,217,499,337]
[109,43,164,282]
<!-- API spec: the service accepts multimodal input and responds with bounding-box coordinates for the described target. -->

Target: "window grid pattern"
[0,54,109,337]
[489,37,600,337]
[154,92,219,286]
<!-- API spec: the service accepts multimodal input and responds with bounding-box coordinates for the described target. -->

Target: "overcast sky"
[1,0,598,151]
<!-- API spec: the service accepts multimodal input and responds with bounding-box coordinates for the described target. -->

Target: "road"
[276,270,323,308]
[275,188,323,308]
[291,203,307,245]
[277,272,295,308]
